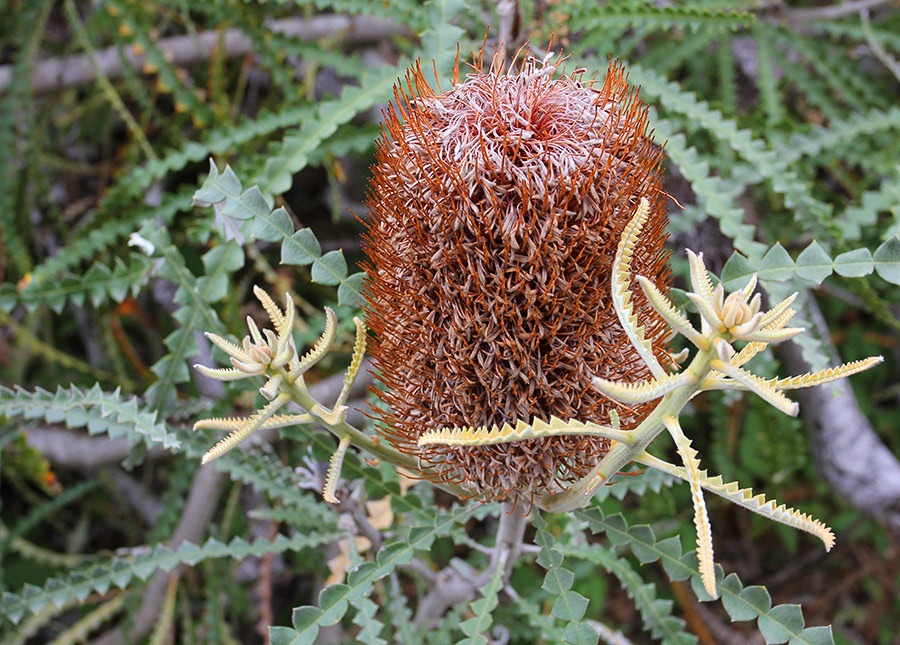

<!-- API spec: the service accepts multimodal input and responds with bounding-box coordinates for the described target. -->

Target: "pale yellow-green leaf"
[711,359,799,416]
[663,415,717,599]
[593,371,696,404]
[611,198,666,379]
[201,392,291,463]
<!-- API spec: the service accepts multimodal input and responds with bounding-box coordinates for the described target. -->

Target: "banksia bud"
[363,54,672,502]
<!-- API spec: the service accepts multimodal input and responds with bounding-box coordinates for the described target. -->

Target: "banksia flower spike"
[362,53,673,502]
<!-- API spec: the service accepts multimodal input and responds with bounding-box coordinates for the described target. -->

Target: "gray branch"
[414,502,529,627]
[780,292,900,530]
[0,15,407,95]
[783,0,894,22]
[90,463,226,645]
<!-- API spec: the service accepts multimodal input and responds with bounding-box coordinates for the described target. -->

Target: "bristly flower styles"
[362,53,673,502]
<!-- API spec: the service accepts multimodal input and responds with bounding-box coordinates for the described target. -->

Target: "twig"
[779,291,900,530]
[584,620,634,645]
[0,15,407,95]
[496,0,517,62]
[23,428,168,467]
[669,580,718,645]
[413,501,529,627]
[783,0,895,22]
[104,469,164,526]
[90,463,227,645]
[861,9,900,82]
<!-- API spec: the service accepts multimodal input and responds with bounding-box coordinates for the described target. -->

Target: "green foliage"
[720,238,900,289]
[1,532,340,624]
[1,1,896,643]
[269,503,478,645]
[0,384,180,450]
[575,507,836,645]
[194,161,366,307]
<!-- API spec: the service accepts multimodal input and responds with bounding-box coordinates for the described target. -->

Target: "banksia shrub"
[363,54,673,502]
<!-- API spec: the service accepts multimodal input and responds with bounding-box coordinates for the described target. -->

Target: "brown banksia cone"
[362,53,673,503]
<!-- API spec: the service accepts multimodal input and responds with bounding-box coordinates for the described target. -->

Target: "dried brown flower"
[362,54,672,502]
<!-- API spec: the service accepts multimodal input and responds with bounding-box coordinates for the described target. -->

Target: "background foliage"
[0,1,898,643]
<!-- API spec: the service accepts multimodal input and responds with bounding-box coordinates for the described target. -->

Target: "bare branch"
[783,0,894,22]
[90,464,227,645]
[779,293,900,530]
[0,15,407,95]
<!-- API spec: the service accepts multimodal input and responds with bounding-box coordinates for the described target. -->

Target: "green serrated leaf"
[832,248,873,277]
[292,605,323,631]
[338,272,366,307]
[721,252,757,291]
[757,603,804,644]
[563,622,600,645]
[758,243,795,282]
[739,585,772,616]
[873,236,900,284]
[541,566,574,595]
[791,625,834,645]
[282,228,322,265]
[253,207,295,243]
[311,250,348,285]
[794,241,833,284]
[720,573,756,621]
[551,590,589,622]
[269,625,305,645]
[317,585,350,626]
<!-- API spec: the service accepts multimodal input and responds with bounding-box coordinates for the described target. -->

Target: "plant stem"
[537,348,717,512]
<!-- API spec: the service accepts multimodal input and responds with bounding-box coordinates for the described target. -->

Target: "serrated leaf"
[794,241,833,284]
[721,573,757,621]
[311,250,348,285]
[757,604,804,644]
[253,207,295,243]
[541,566,574,595]
[739,585,772,616]
[629,526,659,564]
[563,622,599,645]
[758,243,795,282]
[832,248,873,277]
[721,252,757,291]
[338,272,365,307]
[873,236,900,284]
[317,585,350,626]
[792,626,834,645]
[551,590,589,621]
[269,625,306,645]
[292,605,323,631]
[281,228,322,265]
[221,185,270,221]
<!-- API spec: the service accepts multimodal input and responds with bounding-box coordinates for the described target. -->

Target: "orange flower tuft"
[363,54,672,502]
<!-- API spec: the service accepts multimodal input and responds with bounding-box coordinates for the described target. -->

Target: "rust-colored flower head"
[362,53,672,502]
